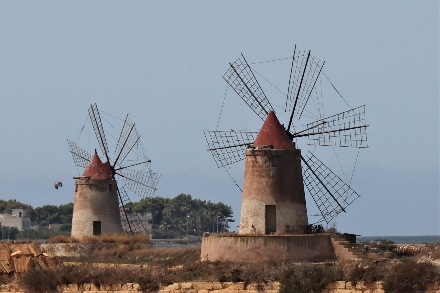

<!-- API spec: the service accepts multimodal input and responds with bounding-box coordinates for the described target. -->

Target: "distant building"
[121,211,152,234]
[48,224,63,232]
[0,209,31,231]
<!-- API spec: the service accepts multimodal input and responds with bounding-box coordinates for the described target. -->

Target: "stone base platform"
[201,234,337,262]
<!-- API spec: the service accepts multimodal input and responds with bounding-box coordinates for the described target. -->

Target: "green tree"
[0,226,20,240]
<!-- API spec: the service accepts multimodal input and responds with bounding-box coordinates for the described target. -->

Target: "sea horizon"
[357,235,439,244]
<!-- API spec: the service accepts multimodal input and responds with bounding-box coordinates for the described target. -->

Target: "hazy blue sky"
[0,2,438,236]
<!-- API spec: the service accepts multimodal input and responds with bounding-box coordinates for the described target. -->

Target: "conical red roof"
[82,151,112,180]
[254,111,295,149]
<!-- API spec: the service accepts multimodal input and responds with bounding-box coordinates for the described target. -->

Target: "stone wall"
[201,235,336,262]
[41,243,115,257]
[1,281,440,293]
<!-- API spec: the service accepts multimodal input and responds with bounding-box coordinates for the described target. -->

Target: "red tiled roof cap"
[253,111,295,149]
[82,152,112,180]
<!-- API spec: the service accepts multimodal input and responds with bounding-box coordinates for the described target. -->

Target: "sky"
[0,2,438,236]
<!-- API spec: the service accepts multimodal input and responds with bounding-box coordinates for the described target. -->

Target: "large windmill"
[204,45,368,233]
[67,104,160,236]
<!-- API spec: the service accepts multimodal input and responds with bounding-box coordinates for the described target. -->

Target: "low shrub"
[20,264,167,292]
[382,260,440,293]
[347,264,387,286]
[280,264,343,293]
[304,224,324,234]
[0,274,12,285]
[19,269,60,293]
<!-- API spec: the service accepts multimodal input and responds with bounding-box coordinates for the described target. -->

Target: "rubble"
[0,241,61,276]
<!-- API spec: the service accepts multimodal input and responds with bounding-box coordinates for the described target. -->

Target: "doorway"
[93,221,101,236]
[265,205,276,234]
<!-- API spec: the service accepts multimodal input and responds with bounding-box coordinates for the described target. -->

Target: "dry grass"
[48,233,150,244]
[17,246,440,293]
[61,245,201,266]
[19,263,169,293]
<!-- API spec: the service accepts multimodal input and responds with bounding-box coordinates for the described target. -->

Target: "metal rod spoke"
[223,54,273,121]
[88,103,110,163]
[301,151,360,224]
[203,130,258,168]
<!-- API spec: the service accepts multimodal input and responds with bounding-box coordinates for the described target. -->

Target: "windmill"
[67,104,160,236]
[204,45,368,233]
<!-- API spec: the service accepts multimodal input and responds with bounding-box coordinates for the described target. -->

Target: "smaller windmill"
[204,45,368,233]
[67,104,160,236]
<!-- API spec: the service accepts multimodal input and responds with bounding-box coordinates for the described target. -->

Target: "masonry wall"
[71,179,122,237]
[201,235,336,262]
[2,281,440,293]
[240,148,308,235]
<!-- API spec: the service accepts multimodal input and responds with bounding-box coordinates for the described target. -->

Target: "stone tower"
[239,111,308,234]
[71,152,123,237]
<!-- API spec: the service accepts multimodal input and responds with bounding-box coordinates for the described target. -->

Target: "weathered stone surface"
[222,282,245,290]
[211,282,223,290]
[327,281,346,289]
[122,283,134,290]
[181,282,193,289]
[72,178,123,237]
[210,290,231,293]
[265,282,281,290]
[133,283,140,291]
[327,289,355,293]
[193,282,214,290]
[164,283,181,290]
[201,235,336,262]
[355,281,366,290]
[240,147,307,235]
[427,283,440,290]
[6,281,440,293]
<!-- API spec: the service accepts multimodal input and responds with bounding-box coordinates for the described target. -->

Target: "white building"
[0,209,31,231]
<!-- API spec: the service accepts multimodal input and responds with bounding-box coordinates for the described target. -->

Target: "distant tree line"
[0,194,233,239]
[125,193,234,238]
[0,199,73,240]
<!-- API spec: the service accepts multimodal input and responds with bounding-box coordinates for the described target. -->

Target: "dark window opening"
[271,155,280,167]
[265,205,276,234]
[93,221,101,236]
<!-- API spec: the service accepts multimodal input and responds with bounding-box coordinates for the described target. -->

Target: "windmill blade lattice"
[118,186,146,235]
[223,54,273,121]
[204,130,258,168]
[68,104,160,235]
[114,115,141,167]
[67,139,92,168]
[294,105,368,148]
[301,151,360,224]
[88,103,110,162]
[286,45,325,122]
[117,169,160,198]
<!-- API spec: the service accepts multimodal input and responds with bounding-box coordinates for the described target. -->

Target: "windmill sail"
[118,186,147,234]
[286,45,325,127]
[223,54,273,121]
[114,115,142,167]
[301,151,360,224]
[117,169,160,198]
[67,139,92,168]
[88,103,110,163]
[293,105,368,148]
[204,130,258,168]
[68,104,160,236]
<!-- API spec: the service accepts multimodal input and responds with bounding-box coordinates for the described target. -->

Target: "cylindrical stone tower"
[71,152,123,237]
[239,111,308,234]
